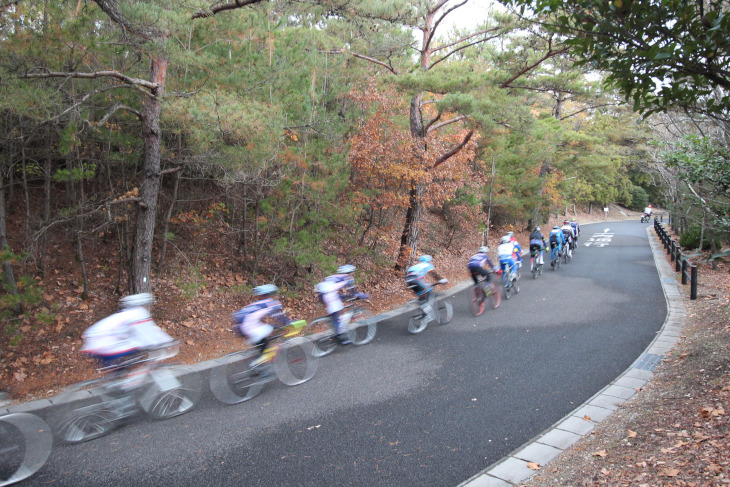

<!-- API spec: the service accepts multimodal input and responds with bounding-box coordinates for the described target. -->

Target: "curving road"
[23,220,666,487]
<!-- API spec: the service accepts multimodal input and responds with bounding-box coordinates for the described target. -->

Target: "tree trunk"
[157,169,180,271]
[130,56,167,294]
[39,155,52,275]
[0,168,18,306]
[395,92,426,271]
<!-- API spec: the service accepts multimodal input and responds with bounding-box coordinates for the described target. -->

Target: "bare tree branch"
[427,115,467,134]
[96,102,143,126]
[22,69,159,90]
[192,0,265,20]
[424,0,468,52]
[424,113,442,134]
[431,27,500,54]
[350,52,398,75]
[499,46,570,89]
[428,32,502,69]
[431,130,474,170]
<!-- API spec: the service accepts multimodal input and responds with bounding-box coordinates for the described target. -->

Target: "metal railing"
[654,219,697,300]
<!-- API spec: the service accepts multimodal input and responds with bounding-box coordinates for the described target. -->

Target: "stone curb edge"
[456,225,688,487]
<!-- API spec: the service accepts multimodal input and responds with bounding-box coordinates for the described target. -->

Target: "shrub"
[628,186,648,212]
[679,227,721,250]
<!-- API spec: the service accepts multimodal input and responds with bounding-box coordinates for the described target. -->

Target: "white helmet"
[337,264,356,274]
[253,284,278,296]
[506,231,514,237]
[478,246,489,253]
[500,236,510,244]
[120,293,154,308]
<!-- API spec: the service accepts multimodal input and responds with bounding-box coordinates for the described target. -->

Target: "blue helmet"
[418,255,432,263]
[337,264,356,274]
[253,284,278,296]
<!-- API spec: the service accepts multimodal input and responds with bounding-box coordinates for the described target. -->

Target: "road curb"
[457,225,688,487]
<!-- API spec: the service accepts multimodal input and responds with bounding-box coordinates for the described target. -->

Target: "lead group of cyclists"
[78,219,581,393]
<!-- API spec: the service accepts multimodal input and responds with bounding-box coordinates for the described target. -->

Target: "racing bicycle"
[306,297,376,357]
[469,275,501,316]
[550,244,561,271]
[50,342,201,444]
[407,282,453,334]
[209,320,318,405]
[530,248,545,279]
[502,262,520,299]
[0,410,53,486]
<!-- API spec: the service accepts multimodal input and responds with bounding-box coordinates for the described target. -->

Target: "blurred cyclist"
[315,265,369,345]
[405,255,447,303]
[505,231,523,267]
[560,219,576,258]
[548,225,566,266]
[570,218,581,244]
[467,246,498,285]
[497,235,522,279]
[232,284,294,372]
[528,227,547,270]
[81,293,175,389]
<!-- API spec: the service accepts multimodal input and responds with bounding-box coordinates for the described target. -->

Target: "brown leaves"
[526,462,540,470]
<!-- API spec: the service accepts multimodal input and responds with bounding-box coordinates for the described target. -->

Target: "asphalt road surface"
[23,220,666,487]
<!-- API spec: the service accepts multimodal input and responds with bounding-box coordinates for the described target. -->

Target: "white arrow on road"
[604,228,611,232]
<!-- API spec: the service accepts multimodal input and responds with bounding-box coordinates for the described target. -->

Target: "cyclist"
[315,265,369,345]
[643,204,653,219]
[81,293,175,389]
[528,227,547,270]
[570,218,581,244]
[232,284,294,372]
[560,219,576,258]
[405,255,448,304]
[505,231,524,267]
[497,235,520,279]
[467,246,498,285]
[548,225,566,267]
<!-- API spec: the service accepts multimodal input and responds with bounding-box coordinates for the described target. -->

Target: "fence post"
[670,241,676,261]
[681,259,689,285]
[690,266,697,300]
[675,250,682,272]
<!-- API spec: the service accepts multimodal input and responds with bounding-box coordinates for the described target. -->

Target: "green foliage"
[504,0,730,119]
[679,227,722,251]
[628,186,648,212]
[661,136,730,233]
[53,164,96,183]
[175,265,207,300]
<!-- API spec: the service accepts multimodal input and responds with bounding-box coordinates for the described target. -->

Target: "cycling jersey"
[406,262,437,297]
[82,307,174,360]
[232,298,290,344]
[316,273,355,314]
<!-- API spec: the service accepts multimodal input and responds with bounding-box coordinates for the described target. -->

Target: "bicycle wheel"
[307,317,337,357]
[407,314,428,334]
[436,300,453,325]
[274,337,319,386]
[0,413,52,486]
[513,278,520,294]
[347,307,377,346]
[50,382,124,444]
[209,351,266,405]
[532,265,538,279]
[487,282,501,309]
[469,286,485,317]
[140,366,201,420]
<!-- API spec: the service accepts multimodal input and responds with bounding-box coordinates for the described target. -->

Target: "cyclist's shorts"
[529,243,542,256]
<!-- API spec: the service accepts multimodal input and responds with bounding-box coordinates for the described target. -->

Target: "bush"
[679,227,721,250]
[628,186,648,212]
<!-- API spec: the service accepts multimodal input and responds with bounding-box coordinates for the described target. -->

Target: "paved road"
[23,221,665,487]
